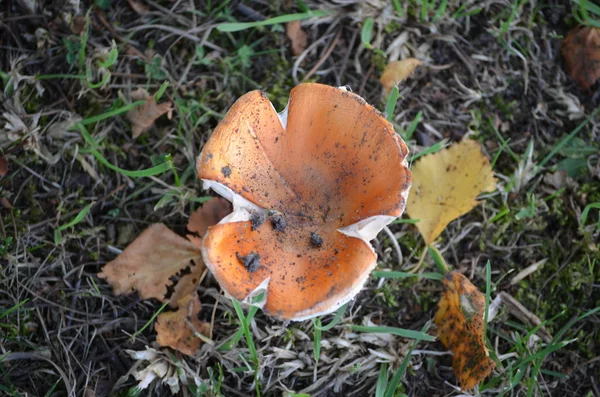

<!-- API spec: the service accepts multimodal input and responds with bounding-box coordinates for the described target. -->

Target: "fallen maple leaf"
[127,88,172,139]
[405,138,496,245]
[286,21,307,56]
[155,293,210,356]
[434,272,495,390]
[562,26,600,90]
[379,58,423,93]
[186,197,232,249]
[98,223,204,307]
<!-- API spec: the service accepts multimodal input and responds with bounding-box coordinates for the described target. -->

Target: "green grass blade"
[404,111,422,141]
[372,271,443,281]
[580,202,600,231]
[385,86,400,121]
[313,317,322,362]
[427,245,449,274]
[351,325,435,342]
[131,301,169,341]
[518,338,576,367]
[409,139,448,162]
[54,202,94,244]
[77,124,172,178]
[537,107,600,171]
[375,362,388,397]
[155,81,169,101]
[0,299,29,320]
[217,11,328,32]
[385,323,430,397]
[552,306,600,343]
[483,260,492,337]
[433,0,448,21]
[315,303,348,331]
[231,299,258,364]
[361,17,374,48]
[79,100,146,125]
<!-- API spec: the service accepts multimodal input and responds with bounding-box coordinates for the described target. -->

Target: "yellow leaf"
[434,272,495,390]
[379,58,423,93]
[98,223,204,308]
[155,293,211,356]
[405,138,496,245]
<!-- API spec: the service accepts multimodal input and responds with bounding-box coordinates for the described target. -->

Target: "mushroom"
[197,83,411,321]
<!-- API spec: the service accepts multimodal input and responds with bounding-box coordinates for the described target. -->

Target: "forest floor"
[0,1,599,396]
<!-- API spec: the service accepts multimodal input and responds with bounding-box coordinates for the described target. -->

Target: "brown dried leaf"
[0,156,8,177]
[0,197,12,209]
[286,21,307,56]
[98,223,203,307]
[127,93,172,139]
[434,272,496,390]
[186,197,232,248]
[562,26,600,90]
[379,58,423,93]
[127,0,149,15]
[71,15,86,35]
[155,293,210,356]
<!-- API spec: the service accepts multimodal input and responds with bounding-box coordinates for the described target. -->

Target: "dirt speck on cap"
[310,232,323,247]
[221,165,232,177]
[270,214,287,232]
[237,251,261,273]
[250,211,267,230]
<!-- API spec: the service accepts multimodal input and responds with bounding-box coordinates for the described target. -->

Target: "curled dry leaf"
[186,197,232,249]
[155,293,210,356]
[196,83,411,320]
[379,58,423,93]
[434,272,495,390]
[127,89,172,139]
[98,223,204,307]
[405,138,496,245]
[286,20,307,56]
[562,26,600,91]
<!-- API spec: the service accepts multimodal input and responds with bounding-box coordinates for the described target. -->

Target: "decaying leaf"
[562,26,600,90]
[155,293,210,356]
[406,139,496,245]
[127,88,172,138]
[127,0,149,15]
[0,197,12,209]
[186,197,232,248]
[286,21,307,56]
[97,223,204,307]
[434,272,495,390]
[379,58,423,93]
[0,156,8,177]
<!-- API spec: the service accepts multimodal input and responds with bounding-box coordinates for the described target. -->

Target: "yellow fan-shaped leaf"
[434,272,495,390]
[406,138,496,245]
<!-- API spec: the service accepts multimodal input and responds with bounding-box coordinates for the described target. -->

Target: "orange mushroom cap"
[197,83,411,321]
